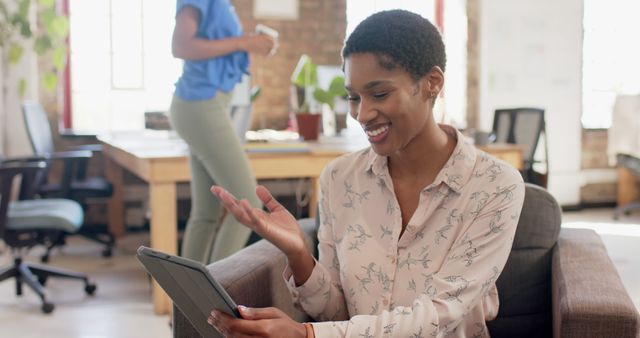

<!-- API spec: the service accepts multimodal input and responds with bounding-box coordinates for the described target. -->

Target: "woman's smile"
[364,123,391,143]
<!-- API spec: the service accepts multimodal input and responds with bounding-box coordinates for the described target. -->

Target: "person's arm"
[283,164,350,321]
[172,5,274,60]
[309,176,526,337]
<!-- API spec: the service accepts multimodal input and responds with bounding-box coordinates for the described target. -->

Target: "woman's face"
[344,53,437,156]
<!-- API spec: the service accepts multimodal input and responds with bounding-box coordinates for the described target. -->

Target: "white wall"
[479,0,583,206]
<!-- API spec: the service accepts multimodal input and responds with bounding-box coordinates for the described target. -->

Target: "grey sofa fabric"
[552,228,639,338]
[173,185,640,338]
[487,184,562,337]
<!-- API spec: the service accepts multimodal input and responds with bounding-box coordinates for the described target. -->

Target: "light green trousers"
[169,92,260,264]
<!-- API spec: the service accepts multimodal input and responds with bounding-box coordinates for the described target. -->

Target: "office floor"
[1,208,639,338]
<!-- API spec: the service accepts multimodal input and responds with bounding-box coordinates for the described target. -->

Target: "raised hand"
[241,34,276,56]
[210,185,307,257]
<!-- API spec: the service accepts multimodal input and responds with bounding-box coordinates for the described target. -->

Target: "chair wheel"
[38,276,48,285]
[42,302,55,314]
[102,248,112,258]
[85,283,97,295]
[41,254,50,263]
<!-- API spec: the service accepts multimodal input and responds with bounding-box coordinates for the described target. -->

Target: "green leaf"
[18,78,27,97]
[49,16,69,39]
[41,9,56,27]
[18,0,31,18]
[328,76,347,98]
[42,72,58,91]
[39,0,56,8]
[291,54,317,88]
[8,44,24,64]
[19,20,32,37]
[52,45,67,70]
[313,87,332,106]
[34,35,52,54]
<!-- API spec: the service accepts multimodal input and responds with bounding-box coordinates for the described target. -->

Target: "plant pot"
[335,113,348,134]
[295,113,322,141]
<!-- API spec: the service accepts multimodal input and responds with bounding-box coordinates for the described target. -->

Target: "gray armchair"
[173,184,639,338]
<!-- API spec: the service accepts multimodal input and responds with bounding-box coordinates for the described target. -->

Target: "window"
[346,0,467,128]
[68,0,181,132]
[582,0,640,129]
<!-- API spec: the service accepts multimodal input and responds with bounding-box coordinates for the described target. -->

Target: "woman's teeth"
[366,125,389,137]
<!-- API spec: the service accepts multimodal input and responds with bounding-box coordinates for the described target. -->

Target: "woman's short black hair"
[342,9,446,81]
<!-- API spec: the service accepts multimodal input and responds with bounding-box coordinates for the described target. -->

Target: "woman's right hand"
[241,34,276,56]
[211,185,307,257]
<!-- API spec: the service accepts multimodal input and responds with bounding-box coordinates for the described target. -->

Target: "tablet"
[136,246,239,338]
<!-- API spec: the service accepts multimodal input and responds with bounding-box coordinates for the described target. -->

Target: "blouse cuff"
[283,257,329,299]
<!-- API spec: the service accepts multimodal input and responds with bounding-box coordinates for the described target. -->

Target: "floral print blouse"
[284,125,525,337]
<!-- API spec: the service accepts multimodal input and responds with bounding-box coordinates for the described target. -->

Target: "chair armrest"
[67,144,103,153]
[173,219,317,338]
[552,228,639,338]
[0,161,47,218]
[49,150,93,161]
[1,155,47,164]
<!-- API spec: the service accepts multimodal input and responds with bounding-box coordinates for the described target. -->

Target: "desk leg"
[309,177,319,219]
[618,166,639,206]
[150,182,178,315]
[105,157,126,238]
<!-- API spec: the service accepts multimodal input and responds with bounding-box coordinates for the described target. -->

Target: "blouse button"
[383,299,389,306]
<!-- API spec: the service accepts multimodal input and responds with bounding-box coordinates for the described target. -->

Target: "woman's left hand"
[208,306,307,338]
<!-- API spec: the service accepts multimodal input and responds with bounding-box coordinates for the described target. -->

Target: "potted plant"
[313,75,348,134]
[0,0,69,151]
[290,54,322,141]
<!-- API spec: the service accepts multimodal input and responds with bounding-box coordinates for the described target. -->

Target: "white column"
[479,0,583,206]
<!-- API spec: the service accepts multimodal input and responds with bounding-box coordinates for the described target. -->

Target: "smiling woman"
[206,9,525,338]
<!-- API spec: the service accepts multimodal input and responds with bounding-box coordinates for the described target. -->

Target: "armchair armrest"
[552,228,639,338]
[173,218,317,338]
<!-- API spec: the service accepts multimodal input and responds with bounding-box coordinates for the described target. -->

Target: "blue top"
[174,0,249,101]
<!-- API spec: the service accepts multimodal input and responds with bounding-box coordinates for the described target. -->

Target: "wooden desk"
[478,143,524,171]
[99,131,367,314]
[99,131,523,314]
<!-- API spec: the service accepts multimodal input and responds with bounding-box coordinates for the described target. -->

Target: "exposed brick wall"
[234,0,347,130]
[466,0,480,128]
[581,129,610,169]
[581,128,617,204]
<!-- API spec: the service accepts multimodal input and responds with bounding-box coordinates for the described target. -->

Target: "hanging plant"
[0,0,69,95]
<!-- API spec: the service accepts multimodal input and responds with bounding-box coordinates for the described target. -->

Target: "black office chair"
[492,107,549,187]
[0,158,96,314]
[22,101,114,261]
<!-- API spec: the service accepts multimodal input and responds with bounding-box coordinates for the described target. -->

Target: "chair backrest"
[0,160,47,239]
[487,183,562,338]
[492,108,545,168]
[22,101,55,155]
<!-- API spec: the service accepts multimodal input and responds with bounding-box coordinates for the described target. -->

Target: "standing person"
[208,9,525,338]
[169,0,275,263]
